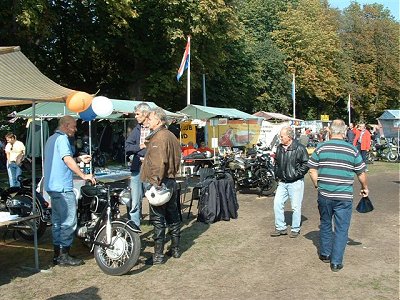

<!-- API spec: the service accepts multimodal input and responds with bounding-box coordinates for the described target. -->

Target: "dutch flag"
[177,37,190,81]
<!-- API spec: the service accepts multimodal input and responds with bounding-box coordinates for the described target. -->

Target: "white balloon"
[92,96,113,117]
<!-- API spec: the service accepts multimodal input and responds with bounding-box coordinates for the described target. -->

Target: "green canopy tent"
[15,100,186,163]
[15,100,185,120]
[179,104,257,120]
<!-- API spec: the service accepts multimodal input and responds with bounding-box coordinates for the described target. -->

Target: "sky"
[328,0,400,20]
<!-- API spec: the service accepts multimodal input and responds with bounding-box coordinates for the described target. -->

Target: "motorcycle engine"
[80,185,108,215]
[76,219,97,238]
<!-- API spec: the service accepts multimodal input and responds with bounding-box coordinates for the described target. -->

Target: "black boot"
[153,241,165,265]
[167,222,181,258]
[167,236,181,258]
[145,241,165,265]
[146,223,165,265]
[53,245,60,265]
[58,247,84,267]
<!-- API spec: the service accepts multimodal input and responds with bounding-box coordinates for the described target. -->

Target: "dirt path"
[0,162,398,300]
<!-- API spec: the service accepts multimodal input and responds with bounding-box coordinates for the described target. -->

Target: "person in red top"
[197,141,213,154]
[181,141,196,156]
[353,123,371,164]
[181,141,197,164]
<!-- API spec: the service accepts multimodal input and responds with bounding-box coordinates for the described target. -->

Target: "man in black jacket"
[271,126,309,238]
[125,102,151,228]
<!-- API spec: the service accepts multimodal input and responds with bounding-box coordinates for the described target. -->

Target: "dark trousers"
[149,179,181,244]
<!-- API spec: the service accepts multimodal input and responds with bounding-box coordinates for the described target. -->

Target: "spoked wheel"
[9,197,48,241]
[366,151,375,164]
[255,168,277,196]
[16,217,47,241]
[386,150,398,162]
[94,222,141,276]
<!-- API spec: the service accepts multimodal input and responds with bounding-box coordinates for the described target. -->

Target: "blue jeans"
[129,171,144,227]
[273,179,304,232]
[7,162,22,187]
[48,191,77,248]
[318,195,352,265]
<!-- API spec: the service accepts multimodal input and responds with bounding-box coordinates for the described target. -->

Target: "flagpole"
[187,36,191,106]
[348,94,351,125]
[292,73,296,119]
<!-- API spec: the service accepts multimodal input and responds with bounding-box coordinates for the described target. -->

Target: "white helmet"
[145,184,172,206]
[205,150,212,158]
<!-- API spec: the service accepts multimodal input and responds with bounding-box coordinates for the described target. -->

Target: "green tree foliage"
[132,0,245,110]
[340,3,400,122]
[271,0,343,119]
[0,0,398,121]
[234,0,294,114]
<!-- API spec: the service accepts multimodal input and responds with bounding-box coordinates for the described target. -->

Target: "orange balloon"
[66,92,93,113]
[65,91,77,108]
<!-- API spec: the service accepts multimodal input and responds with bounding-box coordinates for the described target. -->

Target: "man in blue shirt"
[44,115,96,267]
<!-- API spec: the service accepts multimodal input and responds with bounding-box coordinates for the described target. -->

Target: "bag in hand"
[356,196,374,213]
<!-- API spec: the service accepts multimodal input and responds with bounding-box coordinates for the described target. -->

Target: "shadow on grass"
[304,229,363,257]
[128,211,210,275]
[283,211,308,227]
[0,227,55,286]
[47,286,101,300]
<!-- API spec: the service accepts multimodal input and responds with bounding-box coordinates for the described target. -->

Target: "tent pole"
[40,117,44,175]
[124,119,127,167]
[89,121,92,173]
[31,101,39,270]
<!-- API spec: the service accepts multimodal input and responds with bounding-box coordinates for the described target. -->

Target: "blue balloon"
[79,105,97,121]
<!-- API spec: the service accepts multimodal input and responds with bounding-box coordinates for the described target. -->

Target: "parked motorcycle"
[0,176,51,241]
[76,182,141,276]
[367,139,398,163]
[217,148,277,196]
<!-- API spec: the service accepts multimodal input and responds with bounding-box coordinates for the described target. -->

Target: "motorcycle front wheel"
[94,222,141,276]
[255,168,277,196]
[386,150,398,162]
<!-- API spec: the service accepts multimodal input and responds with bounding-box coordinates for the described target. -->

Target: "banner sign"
[180,121,196,145]
[321,115,329,121]
[207,119,261,147]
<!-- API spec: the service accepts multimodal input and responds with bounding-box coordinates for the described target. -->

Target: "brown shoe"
[289,231,300,238]
[270,229,288,237]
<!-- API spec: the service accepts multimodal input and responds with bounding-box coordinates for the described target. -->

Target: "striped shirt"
[307,139,366,201]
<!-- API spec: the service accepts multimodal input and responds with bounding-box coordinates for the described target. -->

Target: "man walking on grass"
[271,126,309,238]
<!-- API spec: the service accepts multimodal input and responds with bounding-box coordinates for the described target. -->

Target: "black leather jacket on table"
[274,140,309,183]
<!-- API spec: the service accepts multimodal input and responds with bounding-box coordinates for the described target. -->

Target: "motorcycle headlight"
[119,189,131,206]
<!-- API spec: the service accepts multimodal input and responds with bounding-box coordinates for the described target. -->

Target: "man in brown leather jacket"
[270,126,309,238]
[140,107,182,265]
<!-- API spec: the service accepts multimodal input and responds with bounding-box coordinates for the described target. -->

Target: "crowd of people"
[298,122,385,168]
[2,108,371,272]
